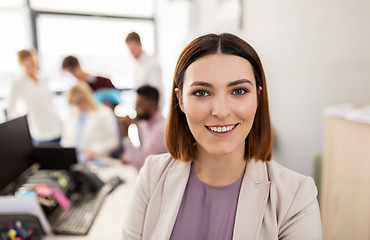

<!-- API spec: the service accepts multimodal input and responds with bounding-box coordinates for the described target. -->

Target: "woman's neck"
[80,72,89,81]
[192,145,246,187]
[26,72,38,83]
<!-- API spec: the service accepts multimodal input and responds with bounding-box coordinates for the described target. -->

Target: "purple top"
[170,167,243,240]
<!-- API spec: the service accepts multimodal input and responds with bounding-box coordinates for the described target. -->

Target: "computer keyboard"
[53,176,124,235]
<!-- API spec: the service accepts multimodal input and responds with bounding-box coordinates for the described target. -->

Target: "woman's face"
[69,95,89,112]
[20,56,37,76]
[179,54,258,158]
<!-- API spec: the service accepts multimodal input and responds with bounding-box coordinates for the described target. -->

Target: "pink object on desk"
[33,184,53,197]
[52,187,71,210]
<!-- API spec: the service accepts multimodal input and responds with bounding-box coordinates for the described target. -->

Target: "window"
[37,14,155,91]
[30,0,153,18]
[0,10,30,73]
[0,1,156,123]
[0,0,24,8]
[0,1,31,99]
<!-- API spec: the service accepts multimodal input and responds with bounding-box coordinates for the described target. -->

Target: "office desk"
[43,159,138,240]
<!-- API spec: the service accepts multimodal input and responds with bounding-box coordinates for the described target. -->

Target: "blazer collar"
[233,159,271,239]
[156,160,191,240]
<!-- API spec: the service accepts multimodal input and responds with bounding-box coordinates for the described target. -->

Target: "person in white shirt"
[125,32,164,109]
[7,49,61,145]
[61,82,120,162]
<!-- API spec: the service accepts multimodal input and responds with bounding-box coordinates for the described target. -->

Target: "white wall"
[156,0,192,116]
[187,0,243,37]
[243,0,370,176]
[185,0,370,176]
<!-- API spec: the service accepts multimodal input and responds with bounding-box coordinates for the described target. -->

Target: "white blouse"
[7,74,61,141]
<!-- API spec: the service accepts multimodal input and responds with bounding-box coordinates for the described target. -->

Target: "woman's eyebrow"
[189,79,253,88]
[227,79,253,87]
[190,81,213,88]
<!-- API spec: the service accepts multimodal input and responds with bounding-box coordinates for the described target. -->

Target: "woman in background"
[7,49,61,145]
[123,33,322,239]
[61,82,119,162]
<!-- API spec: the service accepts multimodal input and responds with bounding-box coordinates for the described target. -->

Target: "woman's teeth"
[207,124,236,133]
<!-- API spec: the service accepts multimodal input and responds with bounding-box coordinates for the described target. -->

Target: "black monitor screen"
[0,116,36,194]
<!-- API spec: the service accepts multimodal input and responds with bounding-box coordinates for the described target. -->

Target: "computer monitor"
[0,115,37,194]
[35,147,78,170]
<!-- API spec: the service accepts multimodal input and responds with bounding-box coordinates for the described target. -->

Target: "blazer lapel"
[156,161,191,240]
[233,160,270,240]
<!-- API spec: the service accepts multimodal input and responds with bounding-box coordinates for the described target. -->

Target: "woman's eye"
[194,90,210,97]
[232,88,248,95]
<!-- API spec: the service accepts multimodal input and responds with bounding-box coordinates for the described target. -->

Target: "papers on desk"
[324,103,370,124]
[0,196,51,234]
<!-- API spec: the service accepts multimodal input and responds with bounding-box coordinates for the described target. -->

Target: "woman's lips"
[205,123,239,135]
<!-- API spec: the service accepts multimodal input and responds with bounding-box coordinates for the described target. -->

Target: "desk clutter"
[15,170,72,211]
[0,217,41,240]
[1,167,124,236]
[0,116,125,238]
[0,168,124,237]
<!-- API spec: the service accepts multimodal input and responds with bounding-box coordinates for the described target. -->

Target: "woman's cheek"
[233,98,257,119]
[184,100,209,122]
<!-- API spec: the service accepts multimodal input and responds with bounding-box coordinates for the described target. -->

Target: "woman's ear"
[258,86,263,95]
[175,88,185,112]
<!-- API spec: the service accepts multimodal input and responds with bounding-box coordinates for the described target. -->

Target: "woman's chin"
[202,147,236,158]
[197,141,244,158]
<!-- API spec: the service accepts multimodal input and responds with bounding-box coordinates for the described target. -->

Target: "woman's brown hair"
[165,33,273,162]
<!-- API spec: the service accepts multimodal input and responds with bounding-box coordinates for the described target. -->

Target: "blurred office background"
[1,0,370,239]
[1,0,370,178]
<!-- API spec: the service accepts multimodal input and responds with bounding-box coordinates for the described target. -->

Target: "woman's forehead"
[184,54,255,87]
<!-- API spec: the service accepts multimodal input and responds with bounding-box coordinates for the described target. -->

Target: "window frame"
[26,0,157,54]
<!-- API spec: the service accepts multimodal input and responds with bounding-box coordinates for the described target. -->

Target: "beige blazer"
[123,153,322,240]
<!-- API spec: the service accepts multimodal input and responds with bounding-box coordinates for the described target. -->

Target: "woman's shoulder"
[12,74,28,85]
[138,153,186,185]
[264,160,321,236]
[142,153,182,173]
[266,160,314,186]
[11,75,34,92]
[94,104,115,116]
[266,160,318,207]
[96,103,110,111]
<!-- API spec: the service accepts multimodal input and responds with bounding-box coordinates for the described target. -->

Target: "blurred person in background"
[120,85,167,170]
[125,32,164,109]
[62,55,120,109]
[61,82,120,162]
[7,49,61,146]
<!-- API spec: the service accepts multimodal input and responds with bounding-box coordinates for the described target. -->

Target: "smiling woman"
[177,53,260,164]
[123,33,322,240]
[167,34,272,164]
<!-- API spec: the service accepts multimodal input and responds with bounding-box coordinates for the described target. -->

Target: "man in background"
[120,85,167,170]
[62,56,120,108]
[125,32,164,109]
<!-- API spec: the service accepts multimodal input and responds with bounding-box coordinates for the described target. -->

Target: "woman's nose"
[211,95,231,119]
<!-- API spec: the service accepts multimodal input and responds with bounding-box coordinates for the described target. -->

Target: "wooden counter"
[321,116,370,240]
